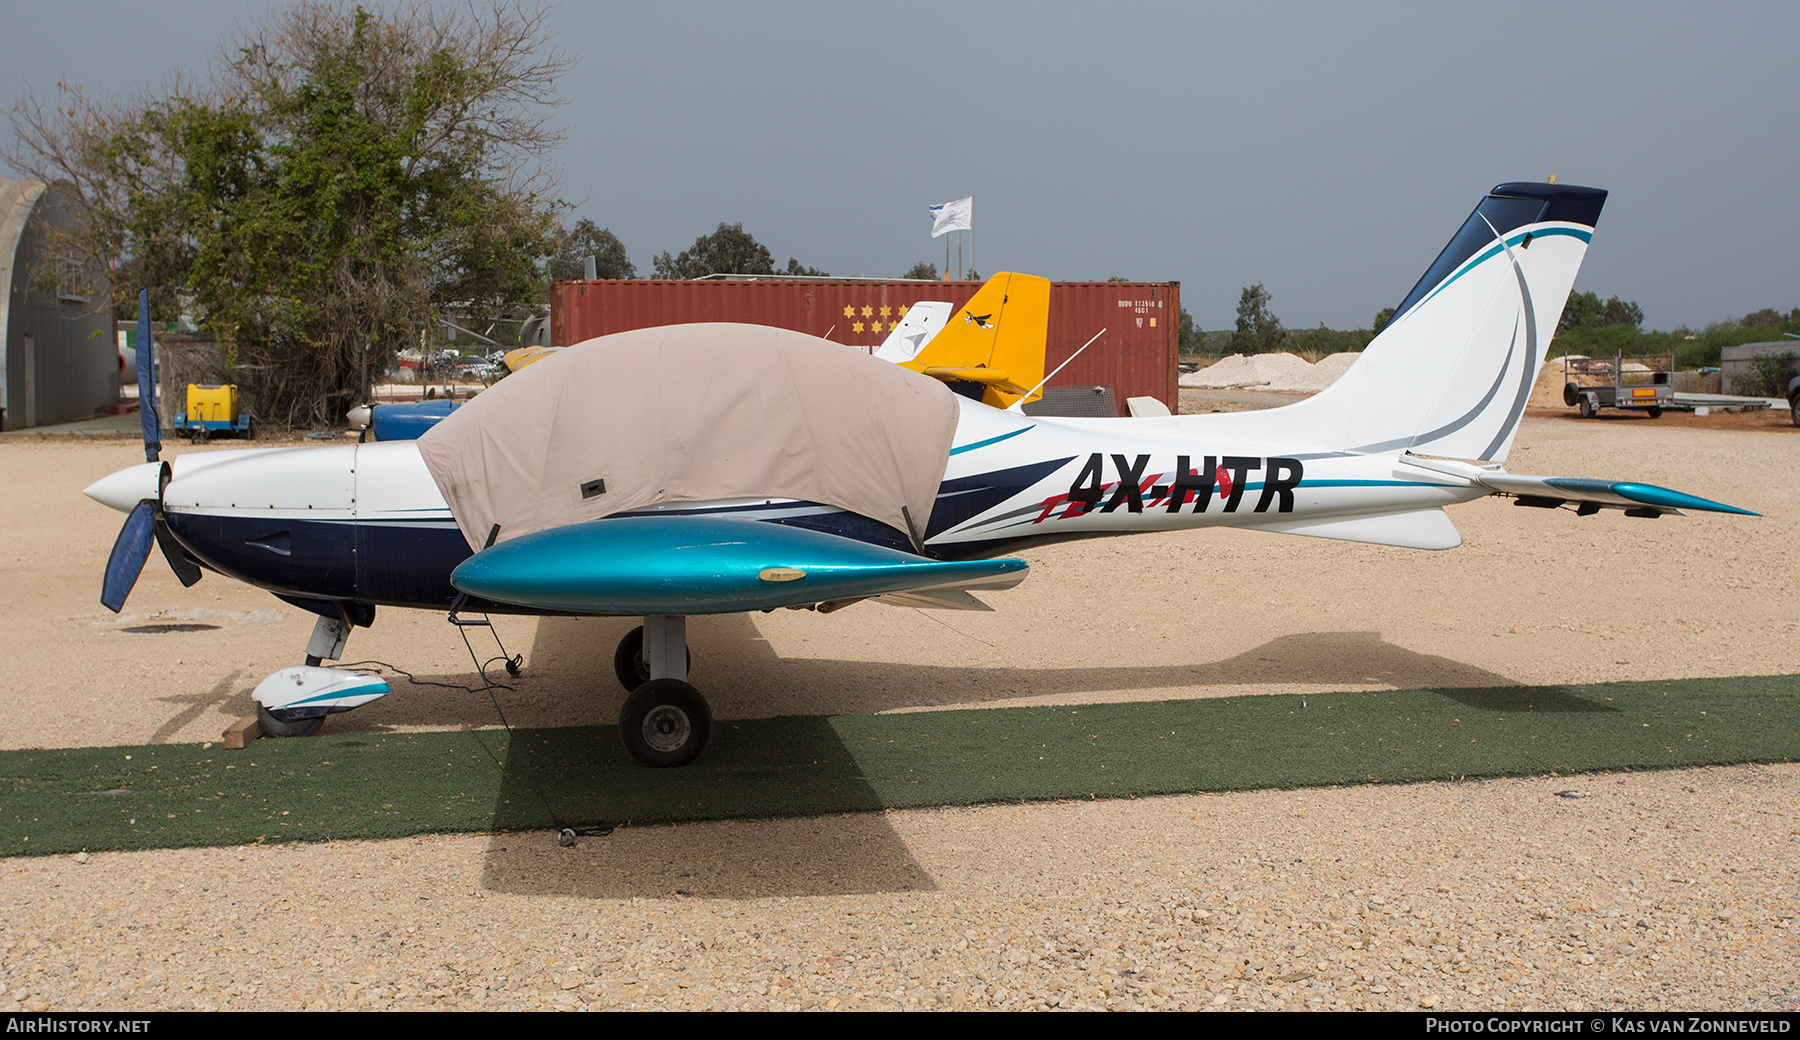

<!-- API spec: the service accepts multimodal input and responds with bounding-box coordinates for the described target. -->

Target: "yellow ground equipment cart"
[172,384,254,441]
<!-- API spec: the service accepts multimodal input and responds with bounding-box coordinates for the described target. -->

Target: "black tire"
[1563,382,1580,407]
[1578,397,1596,418]
[1790,396,1799,428]
[612,626,692,693]
[1646,406,1663,419]
[256,702,324,738]
[619,679,712,767]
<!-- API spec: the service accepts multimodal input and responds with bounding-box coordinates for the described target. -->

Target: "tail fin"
[901,271,1051,409]
[1268,182,1605,462]
[873,301,953,363]
[504,345,562,372]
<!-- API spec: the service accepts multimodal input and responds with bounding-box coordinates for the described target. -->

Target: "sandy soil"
[0,407,1795,1011]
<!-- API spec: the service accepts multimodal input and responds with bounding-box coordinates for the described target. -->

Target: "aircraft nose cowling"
[84,462,163,513]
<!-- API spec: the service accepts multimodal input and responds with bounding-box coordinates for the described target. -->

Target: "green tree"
[1603,296,1644,328]
[1559,291,1602,331]
[1297,322,1337,355]
[1738,307,1795,330]
[652,222,775,278]
[1559,291,1643,332]
[1371,307,1395,336]
[902,261,938,280]
[549,218,635,280]
[783,257,828,276]
[1178,308,1204,356]
[1230,284,1284,354]
[6,1,571,426]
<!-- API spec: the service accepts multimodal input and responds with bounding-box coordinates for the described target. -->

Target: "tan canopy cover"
[416,323,961,552]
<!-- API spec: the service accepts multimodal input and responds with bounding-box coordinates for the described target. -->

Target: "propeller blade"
[101,500,157,613]
[137,290,161,463]
[152,506,203,587]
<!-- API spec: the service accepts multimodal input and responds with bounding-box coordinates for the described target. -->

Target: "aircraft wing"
[449,516,1028,616]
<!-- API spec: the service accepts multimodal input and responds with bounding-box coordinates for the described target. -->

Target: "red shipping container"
[549,278,1179,416]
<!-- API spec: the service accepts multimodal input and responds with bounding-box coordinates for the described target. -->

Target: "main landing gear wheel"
[612,625,691,693]
[618,678,712,767]
[255,702,324,738]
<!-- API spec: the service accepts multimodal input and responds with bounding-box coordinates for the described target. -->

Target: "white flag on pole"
[929,196,973,238]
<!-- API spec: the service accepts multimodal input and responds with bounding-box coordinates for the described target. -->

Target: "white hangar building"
[1,177,116,430]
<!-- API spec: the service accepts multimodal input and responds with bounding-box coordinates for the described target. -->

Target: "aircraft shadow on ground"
[1432,686,1617,714]
[476,715,938,899]
[477,809,938,900]
[188,615,1533,738]
[148,617,1617,895]
[151,668,244,744]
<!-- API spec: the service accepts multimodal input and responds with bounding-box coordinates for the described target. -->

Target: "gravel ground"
[1,406,1796,1011]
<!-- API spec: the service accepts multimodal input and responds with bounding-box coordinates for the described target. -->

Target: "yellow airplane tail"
[503,345,563,372]
[901,272,1050,409]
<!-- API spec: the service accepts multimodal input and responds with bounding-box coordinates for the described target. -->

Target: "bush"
[1731,352,1797,398]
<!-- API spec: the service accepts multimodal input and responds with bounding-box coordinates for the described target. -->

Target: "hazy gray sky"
[4,1,1795,331]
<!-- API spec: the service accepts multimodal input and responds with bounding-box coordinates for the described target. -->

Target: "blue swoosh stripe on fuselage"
[1294,479,1458,489]
[1407,226,1590,318]
[968,478,1457,534]
[950,427,1032,455]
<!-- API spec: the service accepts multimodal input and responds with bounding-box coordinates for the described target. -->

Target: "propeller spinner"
[96,463,202,613]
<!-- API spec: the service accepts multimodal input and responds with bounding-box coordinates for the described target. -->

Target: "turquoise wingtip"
[1611,482,1761,517]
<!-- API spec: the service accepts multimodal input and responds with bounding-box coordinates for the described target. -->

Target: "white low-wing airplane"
[85,182,1755,766]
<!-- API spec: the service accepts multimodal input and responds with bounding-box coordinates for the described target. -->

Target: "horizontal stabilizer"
[1238,507,1463,550]
[921,367,1031,394]
[451,516,1028,616]
[1476,473,1759,517]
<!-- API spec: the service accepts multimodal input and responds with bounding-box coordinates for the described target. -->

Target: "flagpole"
[929,196,972,280]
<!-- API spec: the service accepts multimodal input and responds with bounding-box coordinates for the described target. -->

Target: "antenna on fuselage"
[1006,328,1106,413]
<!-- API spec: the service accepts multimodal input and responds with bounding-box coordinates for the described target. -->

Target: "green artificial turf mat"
[3,675,1794,856]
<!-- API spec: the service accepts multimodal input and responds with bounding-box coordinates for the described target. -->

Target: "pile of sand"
[1528,355,1587,410]
[1180,352,1309,389]
[1180,351,1361,392]
[1265,351,1360,392]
